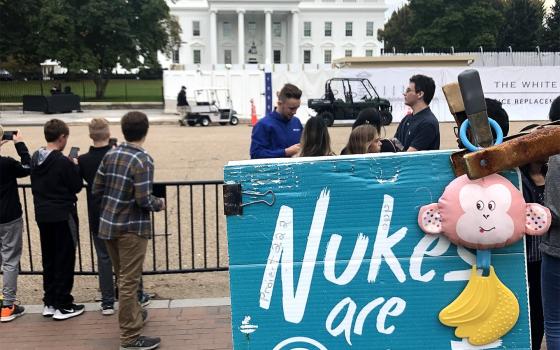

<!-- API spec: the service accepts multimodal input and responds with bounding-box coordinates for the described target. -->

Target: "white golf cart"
[179,88,239,127]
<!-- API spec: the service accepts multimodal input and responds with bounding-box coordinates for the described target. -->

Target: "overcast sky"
[385,0,556,19]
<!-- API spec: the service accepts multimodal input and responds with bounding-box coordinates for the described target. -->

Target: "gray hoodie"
[541,154,560,258]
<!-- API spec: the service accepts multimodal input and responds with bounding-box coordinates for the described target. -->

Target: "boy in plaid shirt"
[93,111,164,350]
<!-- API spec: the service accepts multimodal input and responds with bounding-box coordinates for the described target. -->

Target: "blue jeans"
[542,253,560,350]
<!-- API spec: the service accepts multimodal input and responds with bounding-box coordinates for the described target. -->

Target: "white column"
[237,10,245,64]
[210,9,218,65]
[264,9,273,65]
[291,10,299,64]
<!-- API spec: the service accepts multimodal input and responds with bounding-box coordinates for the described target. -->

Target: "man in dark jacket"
[0,127,29,322]
[176,86,189,116]
[30,119,84,321]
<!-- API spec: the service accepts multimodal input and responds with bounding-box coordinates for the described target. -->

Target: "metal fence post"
[82,80,86,102]
[125,80,128,102]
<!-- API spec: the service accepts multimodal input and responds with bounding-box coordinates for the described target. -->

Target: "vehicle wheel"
[187,120,196,126]
[229,116,239,126]
[380,110,393,126]
[201,117,210,127]
[219,122,228,126]
[319,112,334,127]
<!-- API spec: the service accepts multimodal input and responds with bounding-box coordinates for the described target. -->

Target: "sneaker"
[42,305,56,317]
[101,305,115,316]
[53,304,85,320]
[139,293,151,308]
[1,304,25,322]
[120,336,161,350]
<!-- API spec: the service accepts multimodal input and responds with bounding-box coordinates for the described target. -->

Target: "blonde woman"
[341,124,382,155]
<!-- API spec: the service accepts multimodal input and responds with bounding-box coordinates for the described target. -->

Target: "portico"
[208,8,300,65]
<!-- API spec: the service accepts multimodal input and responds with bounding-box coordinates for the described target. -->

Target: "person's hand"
[13,129,24,143]
[285,143,301,157]
[71,157,79,165]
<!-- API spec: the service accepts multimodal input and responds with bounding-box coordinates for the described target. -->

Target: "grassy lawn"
[0,79,163,103]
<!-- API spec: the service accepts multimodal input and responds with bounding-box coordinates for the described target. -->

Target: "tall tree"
[379,0,505,52]
[0,0,46,69]
[543,0,560,50]
[497,0,545,50]
[36,0,181,98]
[378,5,414,52]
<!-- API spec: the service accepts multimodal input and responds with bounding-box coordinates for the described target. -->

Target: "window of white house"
[248,22,256,36]
[193,50,201,64]
[304,22,312,37]
[172,49,180,64]
[365,49,373,56]
[223,22,232,37]
[224,50,232,64]
[193,21,200,36]
[273,50,281,63]
[273,22,282,37]
[324,50,332,64]
[304,50,311,64]
[324,22,332,37]
[345,49,352,57]
[366,21,374,36]
[345,22,353,36]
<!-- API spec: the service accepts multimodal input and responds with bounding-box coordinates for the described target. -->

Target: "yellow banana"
[439,266,496,326]
[439,266,520,346]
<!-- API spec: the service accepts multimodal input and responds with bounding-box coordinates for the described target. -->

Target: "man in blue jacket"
[250,83,303,159]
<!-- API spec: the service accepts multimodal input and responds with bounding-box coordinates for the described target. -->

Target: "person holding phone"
[78,119,151,316]
[93,111,165,349]
[30,119,84,321]
[0,127,30,322]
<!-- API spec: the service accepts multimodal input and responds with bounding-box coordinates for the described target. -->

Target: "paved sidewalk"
[1,298,233,350]
[0,109,181,126]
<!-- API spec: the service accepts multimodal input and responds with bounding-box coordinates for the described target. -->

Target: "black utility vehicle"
[308,78,392,126]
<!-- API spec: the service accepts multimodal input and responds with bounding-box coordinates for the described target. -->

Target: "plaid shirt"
[92,142,163,239]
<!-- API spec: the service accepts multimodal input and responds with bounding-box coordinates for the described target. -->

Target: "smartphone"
[68,146,80,159]
[109,137,118,147]
[2,131,16,141]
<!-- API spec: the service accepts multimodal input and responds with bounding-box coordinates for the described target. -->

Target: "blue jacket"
[250,111,303,159]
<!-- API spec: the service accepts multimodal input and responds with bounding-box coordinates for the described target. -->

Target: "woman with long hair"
[341,124,381,155]
[299,116,334,157]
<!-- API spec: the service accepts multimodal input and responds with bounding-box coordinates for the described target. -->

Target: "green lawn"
[0,79,163,103]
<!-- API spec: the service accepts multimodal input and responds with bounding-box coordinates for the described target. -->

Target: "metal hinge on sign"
[223,184,276,216]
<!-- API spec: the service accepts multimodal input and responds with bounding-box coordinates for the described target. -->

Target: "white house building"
[165,0,387,67]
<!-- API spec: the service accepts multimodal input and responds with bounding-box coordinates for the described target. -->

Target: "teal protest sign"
[224,151,530,350]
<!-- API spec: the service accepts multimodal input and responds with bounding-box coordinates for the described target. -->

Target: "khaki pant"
[105,234,148,345]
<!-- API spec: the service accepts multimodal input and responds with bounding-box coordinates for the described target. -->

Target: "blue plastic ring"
[459,117,504,152]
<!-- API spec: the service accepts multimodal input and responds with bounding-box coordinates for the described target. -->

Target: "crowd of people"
[0,112,164,349]
[249,79,560,350]
[0,76,559,349]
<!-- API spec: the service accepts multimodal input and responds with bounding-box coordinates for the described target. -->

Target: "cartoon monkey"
[418,174,551,250]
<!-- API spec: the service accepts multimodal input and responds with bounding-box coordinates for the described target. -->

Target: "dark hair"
[410,74,436,105]
[44,119,69,142]
[300,116,333,157]
[121,111,149,142]
[550,95,560,121]
[485,98,509,138]
[352,108,382,134]
[278,83,302,102]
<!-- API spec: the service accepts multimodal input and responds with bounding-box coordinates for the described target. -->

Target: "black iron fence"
[0,79,164,103]
[17,180,228,275]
